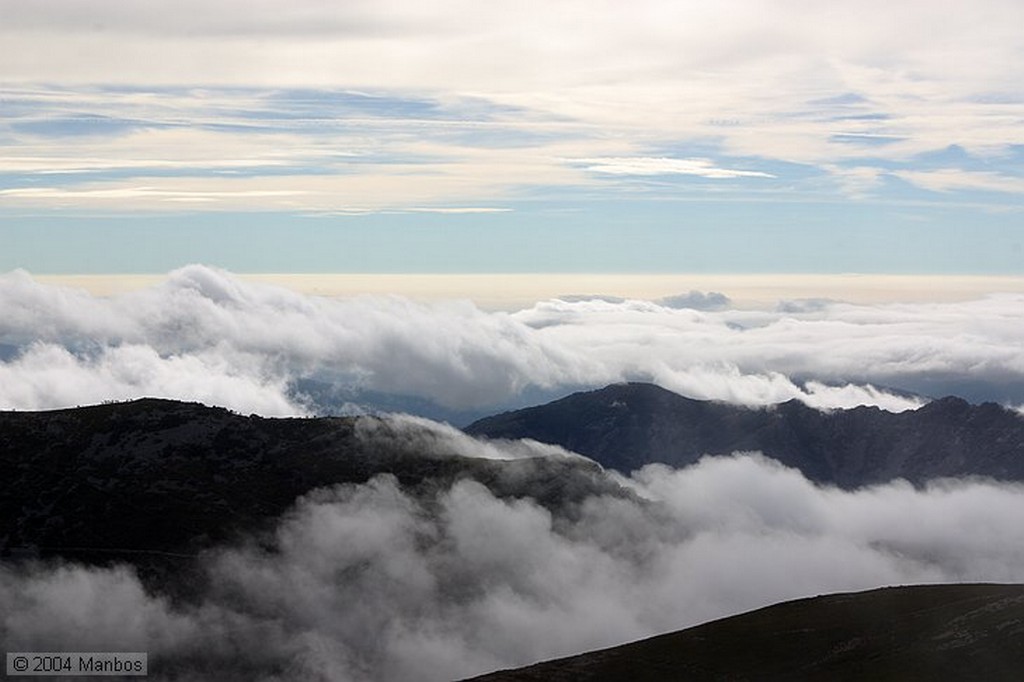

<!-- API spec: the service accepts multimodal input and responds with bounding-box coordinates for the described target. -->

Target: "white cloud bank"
[2,266,1023,415]
[3,447,1024,681]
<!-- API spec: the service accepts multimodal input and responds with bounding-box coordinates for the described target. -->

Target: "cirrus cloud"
[1,1,1022,219]
[573,157,775,179]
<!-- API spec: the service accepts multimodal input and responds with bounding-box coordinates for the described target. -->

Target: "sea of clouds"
[3,420,1024,681]
[2,265,1023,416]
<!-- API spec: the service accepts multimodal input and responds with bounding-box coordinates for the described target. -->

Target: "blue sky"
[1,1,1022,274]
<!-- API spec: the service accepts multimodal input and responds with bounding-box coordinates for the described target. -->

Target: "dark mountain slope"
[465,383,1024,487]
[465,583,1024,682]
[0,399,624,586]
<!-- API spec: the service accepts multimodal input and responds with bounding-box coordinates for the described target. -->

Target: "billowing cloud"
[4,442,1024,681]
[0,342,302,416]
[3,266,1024,415]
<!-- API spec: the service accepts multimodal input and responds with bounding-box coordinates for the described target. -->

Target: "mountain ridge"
[465,383,1024,488]
[0,398,624,590]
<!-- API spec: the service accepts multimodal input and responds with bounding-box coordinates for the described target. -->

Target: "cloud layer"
[4,435,1024,681]
[2,266,1024,415]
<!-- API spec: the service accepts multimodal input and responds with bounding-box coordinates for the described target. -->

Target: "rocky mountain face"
[464,583,1024,682]
[0,398,622,588]
[465,383,1024,487]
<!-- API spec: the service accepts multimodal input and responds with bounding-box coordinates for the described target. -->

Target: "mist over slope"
[467,383,1024,487]
[0,399,613,574]
[3,400,1024,680]
[3,266,1024,417]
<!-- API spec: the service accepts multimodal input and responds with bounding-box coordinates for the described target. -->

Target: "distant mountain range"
[466,383,1024,488]
[464,583,1024,681]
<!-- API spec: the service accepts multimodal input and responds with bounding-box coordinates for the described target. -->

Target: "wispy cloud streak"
[2,2,1022,215]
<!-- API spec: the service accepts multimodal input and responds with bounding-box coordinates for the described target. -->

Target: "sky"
[2,0,1023,275]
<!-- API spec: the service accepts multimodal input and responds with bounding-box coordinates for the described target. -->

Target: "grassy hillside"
[465,583,1024,681]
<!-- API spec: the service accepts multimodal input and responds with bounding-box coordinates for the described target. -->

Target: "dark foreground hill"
[466,383,1024,487]
[0,398,622,588]
[465,583,1024,682]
